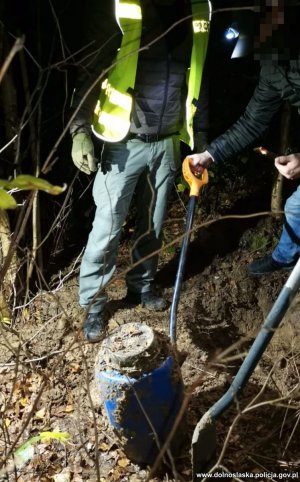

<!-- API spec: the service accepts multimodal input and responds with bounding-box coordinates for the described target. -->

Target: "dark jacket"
[208,59,300,163]
[70,0,209,137]
[129,0,192,136]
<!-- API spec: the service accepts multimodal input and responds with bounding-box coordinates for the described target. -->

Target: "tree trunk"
[18,49,43,287]
[271,102,292,217]
[0,210,18,323]
[0,25,21,323]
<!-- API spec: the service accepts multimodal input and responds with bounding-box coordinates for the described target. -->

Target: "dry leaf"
[117,457,129,468]
[35,407,46,420]
[110,468,125,481]
[70,363,80,373]
[52,406,66,417]
[0,316,11,324]
[99,442,110,451]
[52,469,71,482]
[20,397,28,407]
[65,405,74,413]
[22,308,30,322]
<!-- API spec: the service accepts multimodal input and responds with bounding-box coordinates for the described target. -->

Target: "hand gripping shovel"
[192,257,300,479]
[169,157,208,343]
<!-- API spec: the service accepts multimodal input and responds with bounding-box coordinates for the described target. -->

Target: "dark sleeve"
[70,0,121,135]
[206,66,283,163]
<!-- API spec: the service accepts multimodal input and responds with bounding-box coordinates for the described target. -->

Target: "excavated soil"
[1,172,300,482]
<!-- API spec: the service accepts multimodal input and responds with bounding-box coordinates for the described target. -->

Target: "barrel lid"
[98,322,162,374]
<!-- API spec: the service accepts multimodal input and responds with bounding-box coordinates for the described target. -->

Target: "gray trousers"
[79,135,181,313]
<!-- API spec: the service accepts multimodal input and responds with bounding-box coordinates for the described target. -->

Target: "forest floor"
[1,158,300,482]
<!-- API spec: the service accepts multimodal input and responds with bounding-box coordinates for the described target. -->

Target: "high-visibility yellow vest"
[92,0,210,148]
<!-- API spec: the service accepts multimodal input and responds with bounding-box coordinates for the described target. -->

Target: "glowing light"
[225,27,239,40]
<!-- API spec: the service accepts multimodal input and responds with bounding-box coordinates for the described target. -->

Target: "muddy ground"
[1,161,300,482]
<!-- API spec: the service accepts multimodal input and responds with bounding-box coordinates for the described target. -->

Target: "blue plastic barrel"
[94,323,184,465]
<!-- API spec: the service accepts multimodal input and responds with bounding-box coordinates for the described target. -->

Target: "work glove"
[71,133,97,175]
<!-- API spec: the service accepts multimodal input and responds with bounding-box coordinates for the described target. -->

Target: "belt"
[127,132,179,143]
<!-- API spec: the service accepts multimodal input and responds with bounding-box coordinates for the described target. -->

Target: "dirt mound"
[0,208,299,481]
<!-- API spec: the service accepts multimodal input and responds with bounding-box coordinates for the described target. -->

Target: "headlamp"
[224,25,239,40]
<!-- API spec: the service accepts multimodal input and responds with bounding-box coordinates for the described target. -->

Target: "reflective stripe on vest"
[182,0,211,148]
[92,0,210,146]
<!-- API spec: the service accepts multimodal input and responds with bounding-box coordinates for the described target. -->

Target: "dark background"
[1,0,262,173]
[1,0,297,279]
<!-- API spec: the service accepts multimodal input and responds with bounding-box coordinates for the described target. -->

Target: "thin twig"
[80,347,101,482]
[0,349,64,368]
[0,36,24,85]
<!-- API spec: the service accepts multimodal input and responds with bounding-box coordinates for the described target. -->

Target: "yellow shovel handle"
[182,156,209,197]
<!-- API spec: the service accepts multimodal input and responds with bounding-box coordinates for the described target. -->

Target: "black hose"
[169,195,198,343]
[210,258,300,418]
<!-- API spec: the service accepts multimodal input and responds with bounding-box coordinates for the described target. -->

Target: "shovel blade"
[192,411,217,481]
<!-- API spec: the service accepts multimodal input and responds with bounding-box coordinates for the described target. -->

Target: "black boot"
[83,313,107,343]
[247,255,295,276]
[124,290,168,311]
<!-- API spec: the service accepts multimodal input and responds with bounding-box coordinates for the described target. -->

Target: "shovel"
[169,157,208,343]
[192,256,300,479]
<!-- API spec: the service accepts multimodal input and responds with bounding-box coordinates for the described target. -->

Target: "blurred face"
[259,0,284,43]
[254,0,300,63]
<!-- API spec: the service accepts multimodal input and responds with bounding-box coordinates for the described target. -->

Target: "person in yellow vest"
[70,0,211,342]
